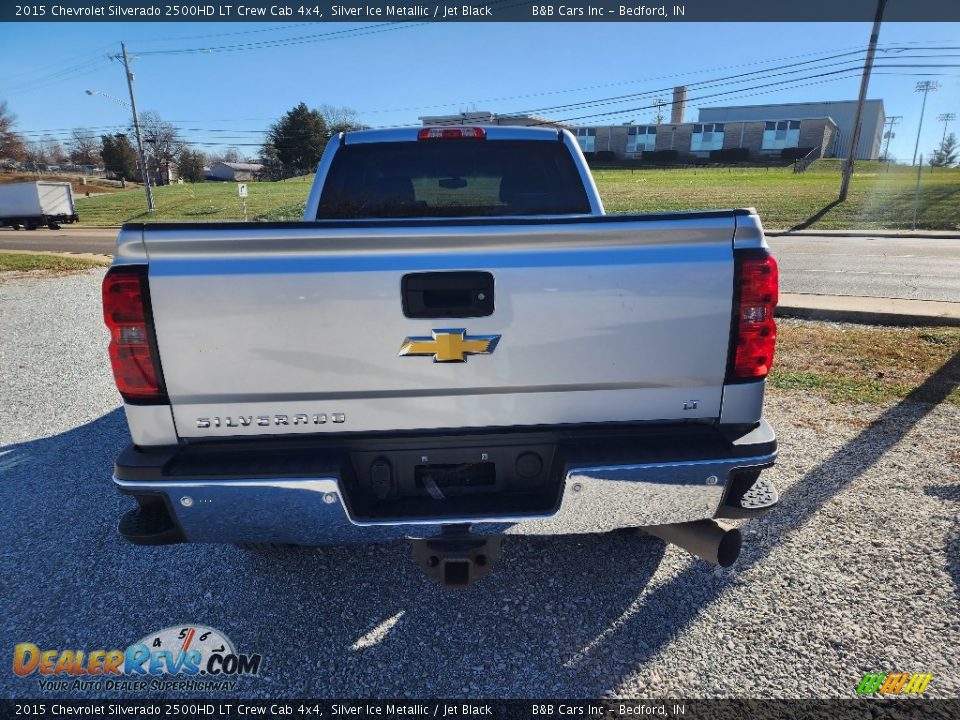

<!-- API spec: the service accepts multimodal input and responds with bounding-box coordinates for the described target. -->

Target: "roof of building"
[703,99,883,109]
[214,162,264,171]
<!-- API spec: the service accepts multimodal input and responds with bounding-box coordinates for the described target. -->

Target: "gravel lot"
[1,269,958,699]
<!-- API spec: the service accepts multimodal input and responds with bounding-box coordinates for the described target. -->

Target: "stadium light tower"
[937,112,956,145]
[911,81,939,166]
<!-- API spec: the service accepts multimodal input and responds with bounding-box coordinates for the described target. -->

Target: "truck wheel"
[48,223,61,230]
[11,223,21,230]
[25,224,38,231]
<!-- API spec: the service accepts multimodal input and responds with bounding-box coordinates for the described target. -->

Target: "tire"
[48,223,61,230]
[25,224,38,231]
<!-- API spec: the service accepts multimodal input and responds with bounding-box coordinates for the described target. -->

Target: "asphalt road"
[1,270,958,700]
[2,228,958,303]
[768,235,960,303]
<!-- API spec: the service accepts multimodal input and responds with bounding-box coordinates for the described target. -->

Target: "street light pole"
[839,0,886,202]
[120,42,155,212]
[911,80,939,167]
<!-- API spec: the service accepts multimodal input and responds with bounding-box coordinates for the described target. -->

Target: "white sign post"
[237,183,248,222]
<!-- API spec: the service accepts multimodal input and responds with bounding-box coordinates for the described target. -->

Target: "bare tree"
[69,128,102,166]
[0,99,26,161]
[317,104,363,134]
[39,135,68,166]
[23,140,47,171]
[137,111,185,185]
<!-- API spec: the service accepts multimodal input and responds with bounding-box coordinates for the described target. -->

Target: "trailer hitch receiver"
[411,526,502,588]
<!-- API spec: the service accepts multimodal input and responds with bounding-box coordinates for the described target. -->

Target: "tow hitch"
[411,526,502,588]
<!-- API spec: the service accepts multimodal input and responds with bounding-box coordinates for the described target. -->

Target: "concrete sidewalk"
[778,293,960,327]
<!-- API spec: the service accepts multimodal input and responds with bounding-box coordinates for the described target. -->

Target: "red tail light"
[729,251,779,380]
[418,127,486,140]
[102,266,167,403]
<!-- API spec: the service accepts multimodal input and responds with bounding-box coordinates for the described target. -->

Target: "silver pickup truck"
[104,125,779,586]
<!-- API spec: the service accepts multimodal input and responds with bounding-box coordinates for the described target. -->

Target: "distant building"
[419,112,565,128]
[208,161,263,181]
[570,117,839,161]
[698,100,885,160]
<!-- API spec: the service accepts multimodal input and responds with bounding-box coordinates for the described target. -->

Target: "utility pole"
[839,0,886,202]
[120,42,155,212]
[653,98,666,125]
[911,80,939,167]
[881,115,901,166]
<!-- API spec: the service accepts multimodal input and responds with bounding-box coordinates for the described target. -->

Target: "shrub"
[642,149,679,163]
[782,147,815,161]
[709,147,751,162]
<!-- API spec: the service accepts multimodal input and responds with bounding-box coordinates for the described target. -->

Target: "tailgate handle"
[402,271,494,318]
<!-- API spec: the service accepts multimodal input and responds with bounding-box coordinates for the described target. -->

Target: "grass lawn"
[771,319,960,406]
[73,159,960,230]
[0,252,109,274]
[76,176,313,226]
[594,160,960,231]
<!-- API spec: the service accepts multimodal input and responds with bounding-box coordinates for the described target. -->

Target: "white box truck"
[0,181,79,230]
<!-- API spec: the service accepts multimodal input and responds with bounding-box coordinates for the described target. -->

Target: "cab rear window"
[317,139,591,219]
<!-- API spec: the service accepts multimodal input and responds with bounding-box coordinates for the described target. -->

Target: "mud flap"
[411,526,503,588]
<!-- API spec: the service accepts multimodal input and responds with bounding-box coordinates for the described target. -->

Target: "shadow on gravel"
[1,408,668,698]
[925,483,960,604]
[3,353,957,697]
[572,348,960,696]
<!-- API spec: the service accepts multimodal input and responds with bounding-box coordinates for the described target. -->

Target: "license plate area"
[415,462,496,495]
[346,442,560,521]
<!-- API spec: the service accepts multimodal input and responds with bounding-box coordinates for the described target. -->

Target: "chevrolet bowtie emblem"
[399,329,501,363]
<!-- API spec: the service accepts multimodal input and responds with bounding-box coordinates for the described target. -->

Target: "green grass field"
[75,175,314,226]
[73,159,960,230]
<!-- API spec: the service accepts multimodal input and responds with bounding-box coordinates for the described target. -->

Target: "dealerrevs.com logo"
[13,625,262,692]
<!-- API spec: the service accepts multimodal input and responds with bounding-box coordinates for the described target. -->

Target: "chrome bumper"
[113,452,777,545]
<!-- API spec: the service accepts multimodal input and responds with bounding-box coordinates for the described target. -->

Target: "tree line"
[0,99,364,183]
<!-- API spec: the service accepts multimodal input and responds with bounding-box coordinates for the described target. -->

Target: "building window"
[690,123,724,152]
[626,126,657,153]
[575,128,596,153]
[761,120,802,150]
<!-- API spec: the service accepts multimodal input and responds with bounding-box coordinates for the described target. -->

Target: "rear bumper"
[113,420,777,546]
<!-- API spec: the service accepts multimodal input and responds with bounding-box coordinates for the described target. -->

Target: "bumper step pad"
[716,473,779,519]
[118,502,185,545]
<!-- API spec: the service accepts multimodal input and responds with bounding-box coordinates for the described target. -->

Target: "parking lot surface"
[1,270,958,699]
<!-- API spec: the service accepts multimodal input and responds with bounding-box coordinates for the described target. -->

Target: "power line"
[508,53,960,118]
[353,43,958,115]
[131,22,425,56]
[15,60,960,146]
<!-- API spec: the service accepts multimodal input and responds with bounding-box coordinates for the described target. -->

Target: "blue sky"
[1,21,958,162]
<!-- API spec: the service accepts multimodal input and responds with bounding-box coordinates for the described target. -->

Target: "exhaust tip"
[716,527,742,567]
[644,519,743,567]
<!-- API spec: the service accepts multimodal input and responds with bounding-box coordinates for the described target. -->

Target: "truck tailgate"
[141,215,737,438]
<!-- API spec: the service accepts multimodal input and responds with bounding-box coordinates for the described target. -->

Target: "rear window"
[316,139,591,219]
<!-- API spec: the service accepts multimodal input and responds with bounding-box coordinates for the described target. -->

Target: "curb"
[766,230,958,239]
[777,293,960,328]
